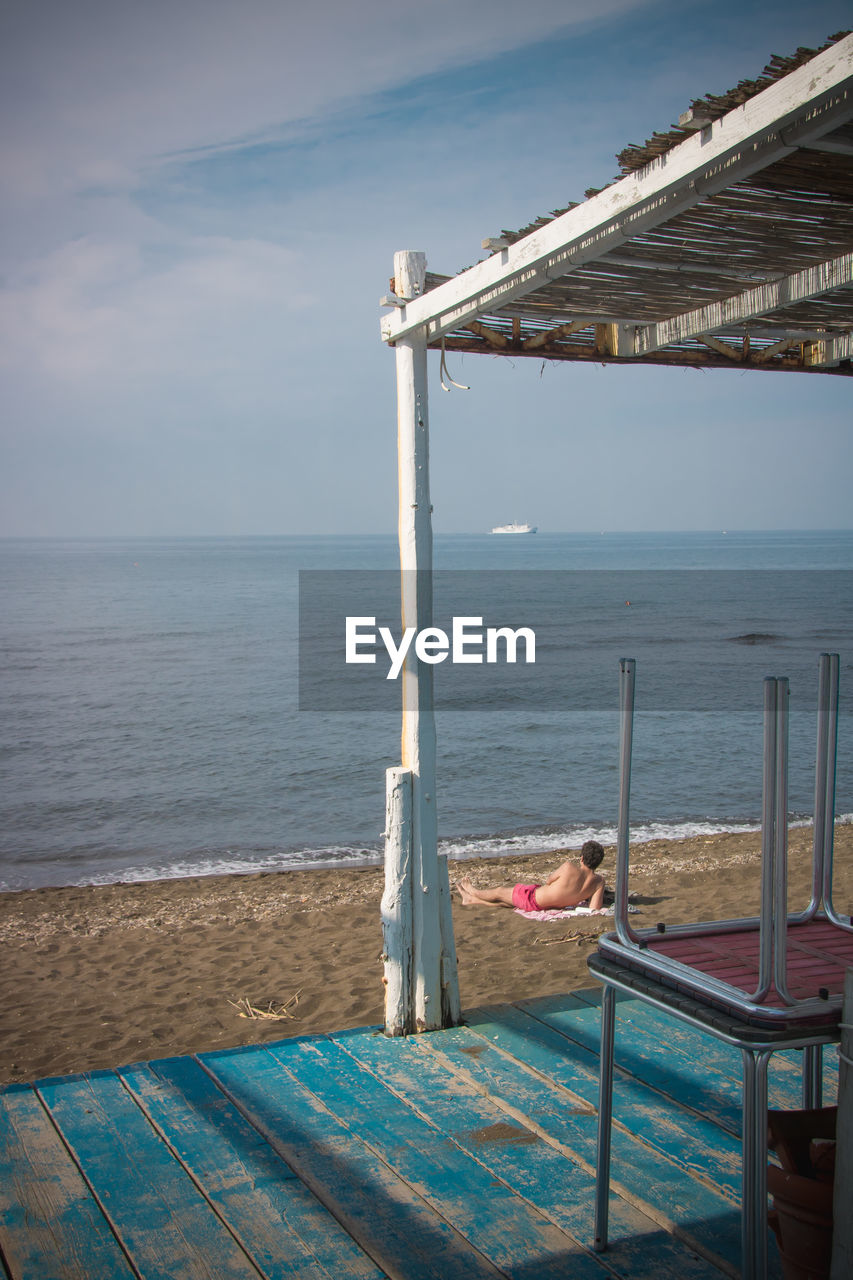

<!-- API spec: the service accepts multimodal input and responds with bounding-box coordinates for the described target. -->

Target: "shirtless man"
[456,840,606,912]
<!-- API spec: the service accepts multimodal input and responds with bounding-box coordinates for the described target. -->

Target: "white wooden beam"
[522,319,592,349]
[380,35,853,346]
[720,326,843,341]
[698,334,744,360]
[626,251,853,356]
[599,253,783,282]
[464,320,509,348]
[678,106,715,131]
[752,336,797,363]
[803,135,853,156]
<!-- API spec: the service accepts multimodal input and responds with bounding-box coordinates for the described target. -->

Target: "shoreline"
[6,814,850,897]
[1,824,851,1085]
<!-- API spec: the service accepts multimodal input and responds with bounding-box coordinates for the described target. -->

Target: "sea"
[1,530,851,893]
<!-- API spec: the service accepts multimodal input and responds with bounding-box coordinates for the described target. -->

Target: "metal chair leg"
[594,984,616,1251]
[802,1044,823,1109]
[742,1047,772,1280]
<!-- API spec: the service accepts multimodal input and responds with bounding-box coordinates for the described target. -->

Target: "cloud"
[0,0,655,396]
[0,234,314,382]
[2,1,646,199]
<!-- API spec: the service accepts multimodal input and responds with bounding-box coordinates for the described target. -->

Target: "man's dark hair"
[580,839,605,870]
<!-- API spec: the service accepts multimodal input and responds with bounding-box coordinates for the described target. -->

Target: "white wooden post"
[831,968,853,1279]
[381,767,413,1035]
[389,249,460,1032]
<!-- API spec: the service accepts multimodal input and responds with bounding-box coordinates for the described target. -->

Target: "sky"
[1,0,851,537]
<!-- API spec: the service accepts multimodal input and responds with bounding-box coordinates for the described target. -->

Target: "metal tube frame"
[593,984,616,1252]
[771,678,792,1005]
[605,654,848,1024]
[802,1043,824,1109]
[756,677,780,1003]
[803,653,833,920]
[589,957,837,1279]
[816,655,849,931]
[741,1047,772,1280]
[594,654,846,1279]
[615,658,641,947]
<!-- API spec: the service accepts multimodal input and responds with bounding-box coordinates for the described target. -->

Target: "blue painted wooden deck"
[0,986,838,1280]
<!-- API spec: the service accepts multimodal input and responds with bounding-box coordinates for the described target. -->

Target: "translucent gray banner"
[298,570,851,712]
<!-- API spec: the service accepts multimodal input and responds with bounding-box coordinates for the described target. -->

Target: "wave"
[6,814,850,892]
[439,817,784,862]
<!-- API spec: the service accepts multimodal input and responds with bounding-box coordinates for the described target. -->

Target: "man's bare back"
[537,858,605,910]
[456,840,606,913]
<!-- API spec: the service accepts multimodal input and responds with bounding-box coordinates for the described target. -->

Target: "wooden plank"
[119,1057,384,1280]
[436,332,838,376]
[36,1072,264,1280]
[569,987,838,1106]
[804,134,853,155]
[331,1023,739,1279]
[261,1036,590,1280]
[569,988,821,1100]
[631,251,853,355]
[455,1006,789,1276]
[698,334,743,360]
[520,989,817,1126]
[0,1083,135,1280]
[462,321,508,348]
[522,319,593,349]
[752,337,796,363]
[399,1015,745,1259]
[510,994,747,1133]
[199,1040,505,1280]
[408,1017,742,1200]
[462,996,780,1224]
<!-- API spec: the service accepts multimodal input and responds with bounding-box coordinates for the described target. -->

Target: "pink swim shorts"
[512,883,541,912]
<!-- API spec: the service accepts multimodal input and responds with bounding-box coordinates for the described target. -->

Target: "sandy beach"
[1,824,851,1085]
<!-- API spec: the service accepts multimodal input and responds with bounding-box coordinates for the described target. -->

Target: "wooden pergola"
[379,33,853,1037]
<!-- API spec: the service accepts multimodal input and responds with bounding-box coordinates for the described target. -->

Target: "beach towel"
[513,903,637,921]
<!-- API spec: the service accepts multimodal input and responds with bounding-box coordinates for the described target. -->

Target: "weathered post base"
[381,766,460,1035]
